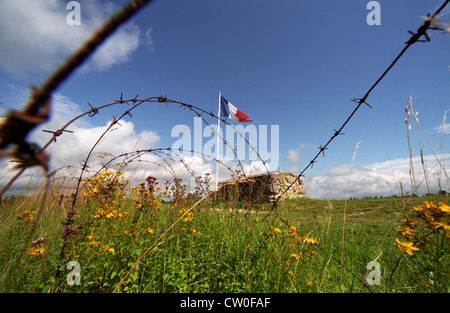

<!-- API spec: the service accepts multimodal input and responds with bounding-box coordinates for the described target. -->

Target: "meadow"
[0,0,448,294]
[0,170,448,293]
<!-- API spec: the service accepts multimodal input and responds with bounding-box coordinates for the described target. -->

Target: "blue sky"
[0,0,449,198]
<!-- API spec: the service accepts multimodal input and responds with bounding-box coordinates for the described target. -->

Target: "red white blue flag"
[220,96,253,123]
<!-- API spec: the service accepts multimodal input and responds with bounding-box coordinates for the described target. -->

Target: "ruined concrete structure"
[218,171,306,203]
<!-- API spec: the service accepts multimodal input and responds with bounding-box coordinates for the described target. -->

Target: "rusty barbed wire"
[1,0,448,222]
[65,95,273,208]
[3,0,443,291]
[0,93,274,202]
[272,0,450,210]
[24,0,155,116]
[0,0,156,199]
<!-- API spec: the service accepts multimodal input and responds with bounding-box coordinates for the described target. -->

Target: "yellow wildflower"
[438,202,450,214]
[396,227,414,236]
[94,209,105,218]
[307,281,313,286]
[18,210,35,221]
[304,237,318,245]
[429,221,445,230]
[146,227,154,234]
[290,253,301,260]
[99,244,115,253]
[424,201,436,209]
[272,227,282,235]
[184,212,193,222]
[288,225,297,236]
[401,218,417,227]
[412,206,426,215]
[396,238,419,256]
[28,246,45,256]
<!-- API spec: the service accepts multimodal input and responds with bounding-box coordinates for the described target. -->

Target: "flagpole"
[215,91,221,193]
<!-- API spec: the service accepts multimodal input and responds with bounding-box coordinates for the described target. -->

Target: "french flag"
[220,96,253,123]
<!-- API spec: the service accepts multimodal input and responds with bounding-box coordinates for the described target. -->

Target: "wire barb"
[87,102,99,117]
[318,145,328,157]
[131,94,139,104]
[351,97,372,108]
[333,129,345,137]
[116,93,125,104]
[111,116,122,126]
[125,110,133,118]
[276,0,450,206]
[158,94,168,102]
[405,13,435,44]
[42,129,74,142]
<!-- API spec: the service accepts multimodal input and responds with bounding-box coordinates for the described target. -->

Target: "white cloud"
[287,149,300,164]
[286,143,310,174]
[3,85,447,200]
[434,122,450,134]
[39,119,160,169]
[431,109,449,134]
[304,155,450,199]
[0,0,153,78]
[286,143,308,164]
[0,86,274,196]
[0,87,161,196]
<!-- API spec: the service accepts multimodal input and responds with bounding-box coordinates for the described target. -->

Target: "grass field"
[0,0,448,296]
[0,170,448,293]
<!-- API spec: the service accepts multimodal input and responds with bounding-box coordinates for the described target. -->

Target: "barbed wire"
[0,0,156,198]
[24,0,155,117]
[1,0,449,215]
[0,93,274,204]
[67,96,273,208]
[272,0,450,211]
[2,0,447,292]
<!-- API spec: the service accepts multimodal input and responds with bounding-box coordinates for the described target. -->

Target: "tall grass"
[0,95,448,293]
[0,0,448,294]
[1,172,447,292]
[0,171,322,293]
